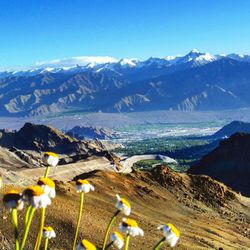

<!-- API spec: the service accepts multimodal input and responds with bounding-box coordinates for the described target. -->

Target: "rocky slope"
[0,123,120,168]
[66,125,116,140]
[189,133,250,196]
[0,123,89,154]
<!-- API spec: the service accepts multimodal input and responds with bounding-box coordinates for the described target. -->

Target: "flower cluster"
[1,150,181,250]
[1,152,59,250]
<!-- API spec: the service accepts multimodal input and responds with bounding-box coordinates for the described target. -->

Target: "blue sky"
[0,0,250,69]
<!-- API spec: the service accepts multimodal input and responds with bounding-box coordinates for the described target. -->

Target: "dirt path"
[120,154,177,173]
[1,156,113,185]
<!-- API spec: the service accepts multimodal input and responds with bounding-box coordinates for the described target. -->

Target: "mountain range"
[1,49,250,116]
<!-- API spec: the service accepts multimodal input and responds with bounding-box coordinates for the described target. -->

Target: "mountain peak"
[118,58,138,67]
[189,49,200,54]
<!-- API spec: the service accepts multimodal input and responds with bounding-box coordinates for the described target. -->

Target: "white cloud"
[35,56,119,68]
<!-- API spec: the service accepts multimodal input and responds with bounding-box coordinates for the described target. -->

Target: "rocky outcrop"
[147,165,236,209]
[189,133,250,196]
[111,94,150,112]
[0,123,103,155]
[67,126,116,140]
[9,147,41,166]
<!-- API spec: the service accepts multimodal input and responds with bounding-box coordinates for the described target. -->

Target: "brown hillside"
[189,133,250,196]
[0,165,249,250]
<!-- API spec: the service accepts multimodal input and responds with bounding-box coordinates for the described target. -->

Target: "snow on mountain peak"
[118,58,138,67]
[165,55,179,61]
[1,50,250,78]
[35,56,119,68]
[190,49,200,54]
[195,53,215,62]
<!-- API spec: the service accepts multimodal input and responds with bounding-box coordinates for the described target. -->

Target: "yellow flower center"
[76,179,90,185]
[167,223,180,237]
[44,152,59,158]
[6,189,19,195]
[3,190,21,203]
[43,226,54,232]
[37,177,55,188]
[123,218,138,228]
[81,239,96,250]
[121,198,131,208]
[113,231,124,241]
[24,186,44,197]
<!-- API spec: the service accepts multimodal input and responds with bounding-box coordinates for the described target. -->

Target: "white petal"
[123,206,131,216]
[90,184,95,191]
[31,194,51,208]
[167,234,179,247]
[116,194,121,201]
[82,185,90,193]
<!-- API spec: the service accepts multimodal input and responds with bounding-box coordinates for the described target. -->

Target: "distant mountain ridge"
[66,125,116,140]
[209,121,250,139]
[1,50,250,116]
[2,49,250,78]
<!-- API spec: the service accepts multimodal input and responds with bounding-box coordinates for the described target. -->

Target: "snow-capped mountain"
[171,49,216,66]
[1,50,250,79]
[1,49,250,117]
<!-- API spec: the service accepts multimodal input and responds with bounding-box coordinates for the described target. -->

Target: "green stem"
[152,237,165,250]
[44,238,49,250]
[124,234,130,250]
[104,241,113,250]
[102,210,120,250]
[11,209,20,250]
[72,192,85,250]
[20,207,35,250]
[24,205,32,228]
[44,166,50,178]
[34,207,46,250]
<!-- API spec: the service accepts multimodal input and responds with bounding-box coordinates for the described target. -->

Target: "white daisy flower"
[3,190,24,211]
[111,231,124,249]
[76,239,96,250]
[115,194,131,216]
[158,223,180,247]
[37,177,56,198]
[119,218,144,237]
[42,226,56,239]
[75,179,95,193]
[22,186,51,209]
[42,152,59,167]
